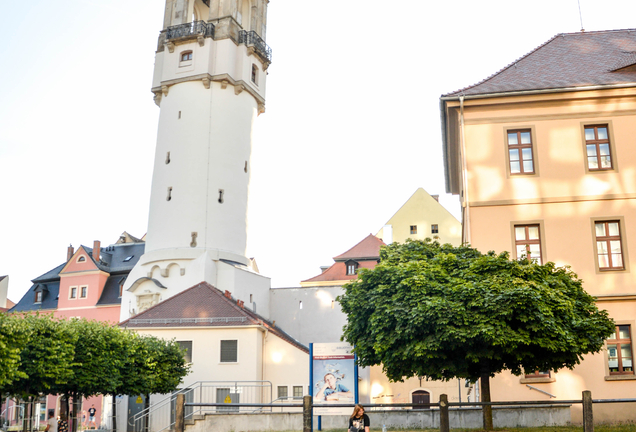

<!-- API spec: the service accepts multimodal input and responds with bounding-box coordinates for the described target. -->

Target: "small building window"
[345,260,358,276]
[181,51,193,62]
[124,255,134,262]
[251,64,258,84]
[177,341,193,363]
[508,130,534,174]
[277,386,288,399]
[608,325,633,375]
[119,281,124,298]
[35,291,43,303]
[431,224,439,234]
[524,370,551,379]
[70,287,77,299]
[78,256,86,262]
[585,125,612,170]
[220,340,238,363]
[80,286,88,298]
[514,224,542,264]
[293,386,303,398]
[595,221,624,270]
[410,225,417,234]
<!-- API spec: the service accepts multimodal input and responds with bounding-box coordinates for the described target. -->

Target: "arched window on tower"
[180,51,193,67]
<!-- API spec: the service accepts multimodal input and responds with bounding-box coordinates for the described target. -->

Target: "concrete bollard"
[175,393,185,432]
[303,395,313,432]
[582,391,593,432]
[439,394,449,432]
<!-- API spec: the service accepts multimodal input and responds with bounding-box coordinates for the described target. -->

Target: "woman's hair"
[350,404,364,419]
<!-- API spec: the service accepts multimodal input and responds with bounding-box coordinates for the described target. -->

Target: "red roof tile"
[333,234,385,261]
[444,29,636,97]
[119,282,307,353]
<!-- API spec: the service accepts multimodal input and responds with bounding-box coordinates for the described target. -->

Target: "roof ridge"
[333,234,384,260]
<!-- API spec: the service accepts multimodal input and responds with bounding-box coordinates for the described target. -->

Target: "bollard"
[582,391,593,432]
[303,395,313,432]
[439,394,449,432]
[175,393,185,432]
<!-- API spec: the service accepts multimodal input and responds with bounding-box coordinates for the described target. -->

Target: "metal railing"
[239,30,272,62]
[131,381,272,432]
[166,21,215,41]
[172,392,636,432]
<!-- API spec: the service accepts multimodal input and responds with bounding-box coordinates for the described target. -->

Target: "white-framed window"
[69,286,78,299]
[251,64,259,85]
[35,291,43,303]
[220,340,238,363]
[177,341,193,363]
[80,286,88,298]
[277,386,288,399]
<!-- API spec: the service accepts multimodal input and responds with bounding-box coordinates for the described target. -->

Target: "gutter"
[459,96,470,245]
[440,82,636,101]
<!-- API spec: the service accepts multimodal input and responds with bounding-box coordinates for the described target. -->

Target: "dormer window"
[345,260,358,276]
[35,291,43,303]
[251,64,259,85]
[124,255,134,262]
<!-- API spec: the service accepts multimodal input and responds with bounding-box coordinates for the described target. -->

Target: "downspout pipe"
[459,96,471,245]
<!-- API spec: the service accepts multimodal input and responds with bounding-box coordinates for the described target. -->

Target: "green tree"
[338,240,615,430]
[0,313,28,392]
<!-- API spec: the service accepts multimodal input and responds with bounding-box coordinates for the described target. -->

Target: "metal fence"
[131,381,272,432]
[172,391,636,432]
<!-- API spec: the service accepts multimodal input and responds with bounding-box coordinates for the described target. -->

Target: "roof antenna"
[578,0,585,32]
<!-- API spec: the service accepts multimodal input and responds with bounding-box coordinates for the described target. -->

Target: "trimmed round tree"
[338,239,615,429]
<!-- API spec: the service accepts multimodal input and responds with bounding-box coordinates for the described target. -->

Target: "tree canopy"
[338,240,615,428]
[0,314,190,400]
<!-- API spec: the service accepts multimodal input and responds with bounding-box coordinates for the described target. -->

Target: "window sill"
[520,377,555,384]
[605,374,636,381]
[219,362,239,365]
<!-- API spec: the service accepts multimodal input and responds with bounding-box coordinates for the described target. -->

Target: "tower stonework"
[120,0,272,321]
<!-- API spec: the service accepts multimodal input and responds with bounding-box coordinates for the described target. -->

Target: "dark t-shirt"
[349,414,370,432]
[88,408,96,417]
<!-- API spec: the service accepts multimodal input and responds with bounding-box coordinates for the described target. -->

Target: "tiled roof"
[333,234,385,261]
[97,275,126,306]
[301,260,377,284]
[120,282,308,353]
[10,282,60,313]
[443,29,636,97]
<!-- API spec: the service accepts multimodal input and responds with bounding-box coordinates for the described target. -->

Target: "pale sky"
[1,0,635,302]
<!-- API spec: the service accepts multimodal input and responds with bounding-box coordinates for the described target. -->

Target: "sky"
[1,0,636,302]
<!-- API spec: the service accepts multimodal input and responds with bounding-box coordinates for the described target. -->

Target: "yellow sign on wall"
[136,396,143,404]
[224,395,232,403]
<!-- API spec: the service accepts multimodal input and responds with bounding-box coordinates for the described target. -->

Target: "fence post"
[175,394,185,432]
[439,394,449,432]
[582,391,593,432]
[303,395,313,432]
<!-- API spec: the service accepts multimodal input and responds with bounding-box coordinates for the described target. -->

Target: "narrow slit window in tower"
[244,161,248,173]
[251,64,258,84]
[218,189,224,203]
[166,152,171,164]
[167,187,172,201]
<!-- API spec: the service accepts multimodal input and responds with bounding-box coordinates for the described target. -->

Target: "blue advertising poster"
[312,342,356,415]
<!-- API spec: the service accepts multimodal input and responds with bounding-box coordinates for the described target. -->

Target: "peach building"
[441,29,636,422]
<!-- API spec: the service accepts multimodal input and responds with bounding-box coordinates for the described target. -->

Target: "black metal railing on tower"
[239,30,272,62]
[166,20,215,41]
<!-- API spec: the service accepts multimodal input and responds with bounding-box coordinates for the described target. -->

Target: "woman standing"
[349,405,370,432]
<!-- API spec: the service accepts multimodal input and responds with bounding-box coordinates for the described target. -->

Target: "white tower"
[121,0,272,321]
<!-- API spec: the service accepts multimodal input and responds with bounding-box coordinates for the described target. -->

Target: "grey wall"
[269,286,346,346]
[187,406,572,432]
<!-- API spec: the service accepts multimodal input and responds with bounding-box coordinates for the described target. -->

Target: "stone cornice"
[152,73,265,113]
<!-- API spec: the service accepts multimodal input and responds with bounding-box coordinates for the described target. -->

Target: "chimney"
[93,240,101,262]
[67,244,74,261]
[224,290,232,299]
[237,299,244,308]
[320,266,329,273]
[432,195,439,202]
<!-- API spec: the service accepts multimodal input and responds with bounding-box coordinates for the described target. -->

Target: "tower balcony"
[159,21,215,51]
[239,30,272,63]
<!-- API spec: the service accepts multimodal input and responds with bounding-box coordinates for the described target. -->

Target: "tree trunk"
[111,396,117,432]
[480,370,493,430]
